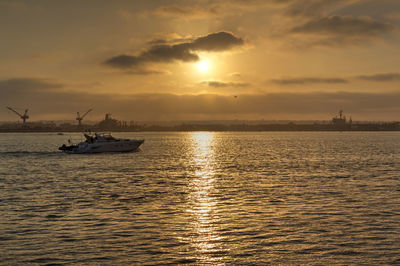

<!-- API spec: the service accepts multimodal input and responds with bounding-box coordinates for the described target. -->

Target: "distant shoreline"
[1,124,400,132]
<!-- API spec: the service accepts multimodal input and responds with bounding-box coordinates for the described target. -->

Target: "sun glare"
[197,60,210,72]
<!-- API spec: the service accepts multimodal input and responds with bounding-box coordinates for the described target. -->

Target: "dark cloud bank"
[271,77,348,85]
[291,15,393,37]
[104,31,244,70]
[287,13,394,47]
[203,80,249,88]
[271,73,400,85]
[0,78,63,91]
[2,77,400,120]
[357,73,400,82]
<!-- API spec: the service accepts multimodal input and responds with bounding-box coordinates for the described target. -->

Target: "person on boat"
[84,133,94,143]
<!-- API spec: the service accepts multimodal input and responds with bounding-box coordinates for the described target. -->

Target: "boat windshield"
[95,133,116,141]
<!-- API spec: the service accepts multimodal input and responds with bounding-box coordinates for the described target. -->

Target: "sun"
[197,60,210,72]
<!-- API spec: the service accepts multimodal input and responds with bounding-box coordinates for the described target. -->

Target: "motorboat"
[59,132,144,153]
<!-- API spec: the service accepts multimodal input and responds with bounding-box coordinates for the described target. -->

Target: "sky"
[1,0,400,122]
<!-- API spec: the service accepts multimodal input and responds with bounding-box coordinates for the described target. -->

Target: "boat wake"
[0,151,61,156]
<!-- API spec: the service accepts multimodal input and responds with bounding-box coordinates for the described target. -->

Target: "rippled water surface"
[1,132,400,264]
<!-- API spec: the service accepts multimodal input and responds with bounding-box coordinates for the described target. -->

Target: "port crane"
[76,109,92,126]
[6,106,29,125]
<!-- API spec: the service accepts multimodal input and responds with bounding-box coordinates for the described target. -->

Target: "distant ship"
[332,110,352,127]
[59,132,144,153]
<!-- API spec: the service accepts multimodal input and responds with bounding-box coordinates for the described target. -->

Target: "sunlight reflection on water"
[186,132,226,264]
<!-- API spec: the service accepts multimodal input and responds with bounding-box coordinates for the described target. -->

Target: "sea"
[1,132,400,265]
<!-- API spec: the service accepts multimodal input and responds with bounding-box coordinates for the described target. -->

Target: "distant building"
[332,110,347,126]
[97,113,120,130]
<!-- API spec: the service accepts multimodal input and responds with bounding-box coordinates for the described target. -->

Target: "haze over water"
[1,132,400,264]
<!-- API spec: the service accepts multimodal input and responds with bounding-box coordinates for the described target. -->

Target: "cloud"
[146,33,193,46]
[191,32,244,51]
[0,78,64,111]
[271,77,349,85]
[3,80,400,121]
[150,0,344,22]
[202,80,250,88]
[124,69,169,75]
[0,78,63,91]
[270,73,400,85]
[153,5,219,18]
[151,0,281,18]
[357,73,400,82]
[104,31,245,70]
[229,72,242,78]
[283,14,395,48]
[283,0,347,18]
[104,54,144,69]
[105,44,199,69]
[291,15,393,37]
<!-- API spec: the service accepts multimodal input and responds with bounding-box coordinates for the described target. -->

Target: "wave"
[0,151,61,156]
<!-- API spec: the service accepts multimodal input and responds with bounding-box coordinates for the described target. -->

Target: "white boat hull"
[59,132,144,154]
[61,139,144,154]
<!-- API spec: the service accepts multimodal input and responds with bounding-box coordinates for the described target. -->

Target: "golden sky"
[1,0,400,121]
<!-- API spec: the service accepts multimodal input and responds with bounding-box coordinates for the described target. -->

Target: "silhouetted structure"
[6,106,29,126]
[331,110,352,130]
[1,110,399,132]
[332,110,346,126]
[97,113,120,131]
[76,109,92,127]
